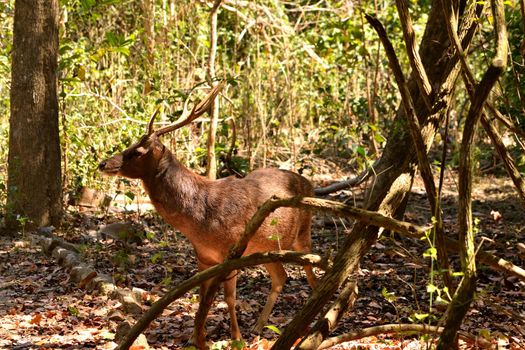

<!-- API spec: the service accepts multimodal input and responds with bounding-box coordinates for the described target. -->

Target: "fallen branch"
[297,279,358,349]
[314,166,372,195]
[116,251,327,350]
[29,233,115,294]
[318,323,493,349]
[445,237,525,282]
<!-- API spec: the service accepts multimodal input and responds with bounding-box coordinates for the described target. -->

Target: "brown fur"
[99,133,316,346]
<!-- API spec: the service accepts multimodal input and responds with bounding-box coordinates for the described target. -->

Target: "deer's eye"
[123,148,145,161]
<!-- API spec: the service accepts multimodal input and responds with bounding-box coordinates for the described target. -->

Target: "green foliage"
[0,1,13,209]
[112,249,131,267]
[68,306,80,316]
[381,287,396,303]
[0,0,414,199]
[150,251,163,264]
[1,0,519,205]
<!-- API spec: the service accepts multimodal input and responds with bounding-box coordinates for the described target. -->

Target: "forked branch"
[365,13,452,289]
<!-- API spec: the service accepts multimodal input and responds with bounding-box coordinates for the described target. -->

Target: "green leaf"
[270,218,278,226]
[355,146,367,157]
[373,133,386,143]
[151,252,163,264]
[211,340,228,349]
[99,331,115,340]
[80,0,96,10]
[265,325,282,335]
[479,329,491,339]
[435,295,449,305]
[105,31,119,46]
[145,231,155,240]
[381,287,396,302]
[413,312,429,321]
[68,306,80,316]
[423,247,437,259]
[426,283,438,293]
[59,44,74,55]
[161,276,172,286]
[267,233,281,241]
[230,340,246,350]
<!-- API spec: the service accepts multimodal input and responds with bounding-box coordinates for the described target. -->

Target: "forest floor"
[0,169,524,350]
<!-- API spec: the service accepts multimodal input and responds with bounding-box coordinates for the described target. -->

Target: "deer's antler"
[153,80,226,137]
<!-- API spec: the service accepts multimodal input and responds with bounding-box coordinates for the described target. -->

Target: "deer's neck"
[141,150,210,231]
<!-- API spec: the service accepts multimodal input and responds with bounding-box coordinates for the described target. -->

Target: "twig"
[318,323,493,349]
[67,92,146,126]
[313,162,376,196]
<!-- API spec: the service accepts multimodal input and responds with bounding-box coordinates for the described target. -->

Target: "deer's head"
[99,81,225,179]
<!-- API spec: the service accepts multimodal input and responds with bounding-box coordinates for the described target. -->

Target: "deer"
[98,82,317,348]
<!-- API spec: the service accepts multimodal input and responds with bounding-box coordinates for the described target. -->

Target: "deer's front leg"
[190,262,214,349]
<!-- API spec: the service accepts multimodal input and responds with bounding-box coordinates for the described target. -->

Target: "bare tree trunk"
[206,0,222,179]
[142,0,155,95]
[7,0,62,230]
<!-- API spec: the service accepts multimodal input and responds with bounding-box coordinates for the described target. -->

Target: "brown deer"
[99,82,316,347]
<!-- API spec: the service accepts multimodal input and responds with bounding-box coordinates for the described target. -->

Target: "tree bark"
[7,0,62,230]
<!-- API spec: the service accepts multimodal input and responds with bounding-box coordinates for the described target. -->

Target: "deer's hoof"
[184,336,209,350]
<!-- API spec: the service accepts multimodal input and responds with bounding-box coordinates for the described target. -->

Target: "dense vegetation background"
[0,0,520,199]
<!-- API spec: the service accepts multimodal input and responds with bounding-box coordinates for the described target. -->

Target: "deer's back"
[179,168,313,265]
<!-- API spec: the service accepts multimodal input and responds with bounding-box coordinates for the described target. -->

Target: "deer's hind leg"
[252,262,288,333]
[293,219,317,288]
[223,271,241,340]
